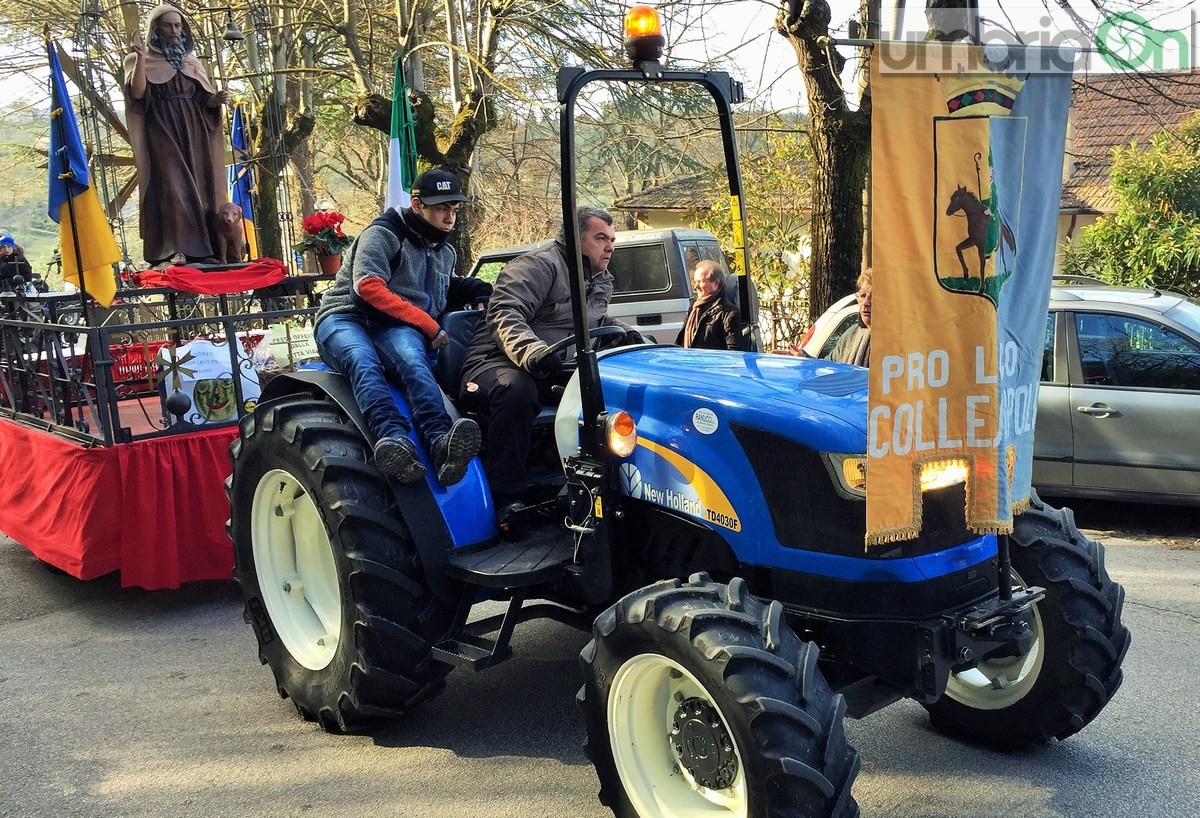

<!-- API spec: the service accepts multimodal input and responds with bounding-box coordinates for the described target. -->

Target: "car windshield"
[1164,299,1200,336]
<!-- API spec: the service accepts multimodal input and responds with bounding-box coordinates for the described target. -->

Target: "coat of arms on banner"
[933,69,1026,306]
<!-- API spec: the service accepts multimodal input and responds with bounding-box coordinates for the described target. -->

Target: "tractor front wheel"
[579,573,860,818]
[924,492,1131,748]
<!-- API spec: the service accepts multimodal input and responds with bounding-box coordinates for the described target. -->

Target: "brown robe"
[123,4,225,265]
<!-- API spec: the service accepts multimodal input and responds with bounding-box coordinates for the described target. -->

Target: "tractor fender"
[260,370,371,438]
[256,370,473,606]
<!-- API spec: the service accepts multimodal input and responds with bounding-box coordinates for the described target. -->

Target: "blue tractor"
[227,10,1129,817]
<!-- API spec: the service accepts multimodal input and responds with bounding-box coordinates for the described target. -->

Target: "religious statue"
[124,3,231,267]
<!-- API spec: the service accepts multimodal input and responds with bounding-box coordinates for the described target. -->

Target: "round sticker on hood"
[692,407,718,435]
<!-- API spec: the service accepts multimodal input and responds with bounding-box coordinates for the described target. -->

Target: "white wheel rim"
[945,570,1045,709]
[250,469,341,671]
[608,653,747,818]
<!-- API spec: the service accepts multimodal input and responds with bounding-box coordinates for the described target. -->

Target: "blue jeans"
[315,311,450,452]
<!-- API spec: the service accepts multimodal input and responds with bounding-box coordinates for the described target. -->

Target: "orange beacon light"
[624,4,665,65]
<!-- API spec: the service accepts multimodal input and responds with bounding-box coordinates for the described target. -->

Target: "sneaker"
[433,418,482,486]
[373,436,426,483]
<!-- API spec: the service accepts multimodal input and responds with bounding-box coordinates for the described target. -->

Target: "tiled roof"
[1065,70,1200,213]
[611,173,717,211]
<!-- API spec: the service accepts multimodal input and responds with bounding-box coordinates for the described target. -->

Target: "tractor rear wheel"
[227,394,456,731]
[924,492,1130,748]
[579,573,860,818]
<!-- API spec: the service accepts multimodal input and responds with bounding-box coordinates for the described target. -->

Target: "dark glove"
[447,276,493,310]
[528,347,564,379]
[622,329,646,345]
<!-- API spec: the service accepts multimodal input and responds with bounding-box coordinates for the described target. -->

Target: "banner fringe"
[967,520,1014,536]
[865,524,922,548]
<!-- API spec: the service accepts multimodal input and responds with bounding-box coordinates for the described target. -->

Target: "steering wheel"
[542,324,629,360]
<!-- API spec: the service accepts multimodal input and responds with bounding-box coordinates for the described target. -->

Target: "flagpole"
[232,103,257,260]
[46,36,94,319]
[52,122,93,315]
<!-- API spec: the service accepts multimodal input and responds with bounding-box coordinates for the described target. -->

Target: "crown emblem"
[937,64,1026,117]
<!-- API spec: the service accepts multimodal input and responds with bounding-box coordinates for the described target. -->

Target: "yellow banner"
[867,45,1017,544]
[867,43,1072,546]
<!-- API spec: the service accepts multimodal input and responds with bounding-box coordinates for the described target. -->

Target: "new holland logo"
[619,463,642,496]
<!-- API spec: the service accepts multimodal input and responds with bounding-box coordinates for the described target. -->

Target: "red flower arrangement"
[293,209,354,256]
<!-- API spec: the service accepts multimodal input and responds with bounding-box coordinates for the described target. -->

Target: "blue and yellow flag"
[228,102,259,259]
[47,39,120,307]
[386,55,419,210]
[866,44,1072,544]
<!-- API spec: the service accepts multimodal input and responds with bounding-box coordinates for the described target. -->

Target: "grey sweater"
[315,208,453,334]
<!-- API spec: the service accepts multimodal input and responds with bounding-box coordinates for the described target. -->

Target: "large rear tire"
[227,394,456,731]
[579,573,860,818]
[924,491,1131,748]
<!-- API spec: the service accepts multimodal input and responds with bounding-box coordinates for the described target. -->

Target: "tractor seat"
[437,308,482,396]
[437,308,560,427]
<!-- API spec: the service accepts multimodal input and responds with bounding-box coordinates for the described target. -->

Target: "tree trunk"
[776,1,872,321]
[253,100,314,262]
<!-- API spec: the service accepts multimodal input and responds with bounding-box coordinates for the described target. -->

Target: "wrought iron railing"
[0,277,330,446]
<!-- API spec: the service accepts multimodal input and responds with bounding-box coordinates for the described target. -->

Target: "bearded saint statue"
[124,3,231,266]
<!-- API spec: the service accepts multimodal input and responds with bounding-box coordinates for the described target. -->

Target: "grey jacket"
[314,208,453,333]
[459,241,625,385]
[831,325,871,367]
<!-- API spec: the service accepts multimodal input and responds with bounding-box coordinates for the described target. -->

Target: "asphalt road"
[1,501,1197,818]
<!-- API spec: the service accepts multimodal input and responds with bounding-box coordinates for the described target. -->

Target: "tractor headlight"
[918,458,969,491]
[823,455,968,499]
[606,411,637,457]
[824,454,867,499]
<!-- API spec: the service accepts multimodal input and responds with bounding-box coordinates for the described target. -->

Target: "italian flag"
[386,56,418,211]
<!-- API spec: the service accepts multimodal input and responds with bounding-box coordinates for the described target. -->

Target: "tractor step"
[445,530,574,589]
[431,591,591,672]
[432,632,513,671]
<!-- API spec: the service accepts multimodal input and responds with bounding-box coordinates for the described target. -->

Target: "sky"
[9,1,1200,114]
[675,0,1200,111]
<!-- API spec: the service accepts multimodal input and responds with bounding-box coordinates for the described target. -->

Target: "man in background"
[0,235,33,293]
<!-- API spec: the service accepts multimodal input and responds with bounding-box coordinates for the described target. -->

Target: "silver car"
[802,279,1200,505]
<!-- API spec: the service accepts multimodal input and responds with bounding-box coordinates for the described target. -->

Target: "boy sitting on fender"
[314,170,480,486]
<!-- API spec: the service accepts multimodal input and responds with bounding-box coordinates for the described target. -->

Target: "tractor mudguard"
[258,370,497,604]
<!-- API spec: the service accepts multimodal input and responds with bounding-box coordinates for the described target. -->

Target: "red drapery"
[135,258,287,295]
[0,420,237,589]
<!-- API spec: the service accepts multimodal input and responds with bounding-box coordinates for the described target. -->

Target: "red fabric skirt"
[0,420,237,589]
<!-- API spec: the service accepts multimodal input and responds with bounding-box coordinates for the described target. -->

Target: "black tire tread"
[924,491,1130,748]
[229,395,455,732]
[579,573,860,817]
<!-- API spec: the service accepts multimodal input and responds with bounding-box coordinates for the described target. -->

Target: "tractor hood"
[555,346,869,463]
[553,346,870,562]
[603,346,867,450]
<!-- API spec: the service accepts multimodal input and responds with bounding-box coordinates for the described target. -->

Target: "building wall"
[1055,212,1101,273]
